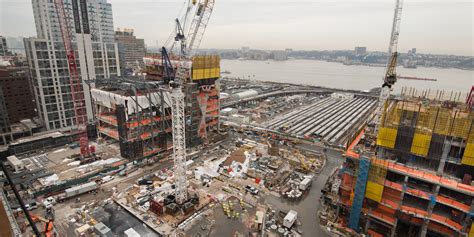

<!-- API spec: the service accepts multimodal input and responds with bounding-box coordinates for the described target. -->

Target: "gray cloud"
[1,0,472,55]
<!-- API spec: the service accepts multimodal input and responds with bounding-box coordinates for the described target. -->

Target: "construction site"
[320,89,474,237]
[1,0,473,236]
[219,77,379,148]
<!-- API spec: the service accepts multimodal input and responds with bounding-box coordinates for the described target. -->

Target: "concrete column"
[462,200,474,232]
[437,140,451,175]
[420,185,440,237]
[391,176,409,237]
[364,212,371,233]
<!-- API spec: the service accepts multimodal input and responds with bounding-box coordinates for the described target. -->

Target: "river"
[221,59,473,95]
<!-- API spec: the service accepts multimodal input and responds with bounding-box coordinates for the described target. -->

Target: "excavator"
[30,211,55,237]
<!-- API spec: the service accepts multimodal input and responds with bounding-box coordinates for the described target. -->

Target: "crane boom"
[171,0,216,204]
[54,0,90,156]
[187,0,216,53]
[373,0,404,133]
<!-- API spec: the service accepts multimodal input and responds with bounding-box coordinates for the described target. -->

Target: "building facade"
[0,66,36,123]
[0,36,12,56]
[24,0,120,130]
[354,46,367,56]
[0,83,10,135]
[115,28,146,75]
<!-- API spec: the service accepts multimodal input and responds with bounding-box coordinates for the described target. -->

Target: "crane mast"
[171,0,216,204]
[54,0,90,156]
[373,0,404,133]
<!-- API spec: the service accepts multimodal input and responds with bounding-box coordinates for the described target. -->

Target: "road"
[263,147,344,237]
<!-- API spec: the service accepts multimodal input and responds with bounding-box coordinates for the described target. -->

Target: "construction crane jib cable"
[169,0,216,205]
[373,0,404,134]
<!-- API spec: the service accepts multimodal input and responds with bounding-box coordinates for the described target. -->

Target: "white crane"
[171,0,216,204]
[373,0,404,133]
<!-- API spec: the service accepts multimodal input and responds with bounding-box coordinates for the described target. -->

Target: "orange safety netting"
[367,229,384,237]
[436,195,470,212]
[428,222,455,236]
[365,208,396,225]
[345,129,365,158]
[98,126,119,140]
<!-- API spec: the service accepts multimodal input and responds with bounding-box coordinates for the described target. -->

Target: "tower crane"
[349,0,404,232]
[54,0,90,156]
[169,0,216,205]
[373,0,404,133]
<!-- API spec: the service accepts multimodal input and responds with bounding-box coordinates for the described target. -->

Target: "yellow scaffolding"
[191,55,220,80]
[410,106,436,157]
[365,158,388,203]
[377,101,402,149]
[462,122,474,166]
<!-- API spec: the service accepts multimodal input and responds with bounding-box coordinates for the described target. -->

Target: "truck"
[299,178,312,191]
[283,210,298,229]
[63,182,98,200]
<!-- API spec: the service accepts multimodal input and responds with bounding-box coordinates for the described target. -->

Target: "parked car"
[138,179,153,185]
[25,202,38,211]
[245,185,259,195]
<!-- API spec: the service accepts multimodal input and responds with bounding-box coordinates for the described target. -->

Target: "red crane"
[54,0,90,156]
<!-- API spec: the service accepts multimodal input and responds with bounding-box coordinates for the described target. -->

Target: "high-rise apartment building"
[0,36,12,56]
[24,0,120,130]
[354,46,367,56]
[115,28,146,75]
[0,66,36,123]
[0,84,10,135]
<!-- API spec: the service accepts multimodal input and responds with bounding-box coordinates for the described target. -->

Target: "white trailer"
[64,182,98,199]
[7,155,24,173]
[299,178,312,191]
[283,210,298,229]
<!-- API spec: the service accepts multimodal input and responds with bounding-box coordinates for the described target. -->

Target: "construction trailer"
[6,155,24,173]
[336,91,474,237]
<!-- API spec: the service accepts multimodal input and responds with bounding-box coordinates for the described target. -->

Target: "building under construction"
[144,54,220,145]
[91,54,221,159]
[321,89,474,237]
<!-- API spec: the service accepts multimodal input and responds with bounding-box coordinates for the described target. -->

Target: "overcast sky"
[1,0,472,56]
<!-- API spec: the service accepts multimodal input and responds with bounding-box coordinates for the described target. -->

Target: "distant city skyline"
[1,0,473,56]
